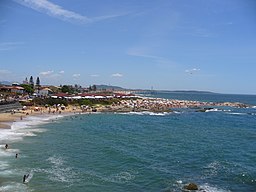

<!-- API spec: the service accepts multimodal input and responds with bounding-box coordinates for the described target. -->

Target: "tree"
[61,85,74,94]
[36,77,40,87]
[29,76,34,88]
[92,85,97,92]
[24,77,28,84]
[21,84,34,94]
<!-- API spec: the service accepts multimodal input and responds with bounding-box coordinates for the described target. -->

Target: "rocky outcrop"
[183,183,198,190]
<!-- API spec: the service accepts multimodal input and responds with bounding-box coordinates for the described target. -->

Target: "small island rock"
[183,183,198,190]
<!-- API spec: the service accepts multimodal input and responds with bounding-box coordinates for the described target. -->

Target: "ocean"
[0,92,256,192]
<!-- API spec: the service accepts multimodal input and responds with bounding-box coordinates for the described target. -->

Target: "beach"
[0,113,22,129]
[0,96,250,129]
[0,105,83,127]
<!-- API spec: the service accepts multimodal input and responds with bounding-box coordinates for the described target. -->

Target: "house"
[11,86,25,94]
[37,87,53,96]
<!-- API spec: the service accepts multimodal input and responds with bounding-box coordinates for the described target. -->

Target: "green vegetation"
[61,85,74,94]
[32,97,68,106]
[20,84,34,94]
[30,97,120,107]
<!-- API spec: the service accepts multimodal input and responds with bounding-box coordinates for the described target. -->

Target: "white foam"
[205,108,222,112]
[227,112,246,115]
[111,171,135,183]
[0,147,20,158]
[203,161,222,178]
[173,111,181,114]
[47,156,64,167]
[200,183,231,192]
[43,155,80,184]
[126,111,170,116]
[0,114,61,145]
[0,182,29,192]
[0,161,9,170]
[0,170,15,176]
[173,181,231,192]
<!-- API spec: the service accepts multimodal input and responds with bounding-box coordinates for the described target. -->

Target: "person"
[23,174,29,183]
[5,144,8,149]
[15,153,18,158]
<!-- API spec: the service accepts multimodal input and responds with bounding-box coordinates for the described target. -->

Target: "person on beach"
[5,144,8,149]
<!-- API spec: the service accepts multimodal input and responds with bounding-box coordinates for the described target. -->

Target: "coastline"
[0,96,250,129]
[0,94,255,191]
[0,105,83,130]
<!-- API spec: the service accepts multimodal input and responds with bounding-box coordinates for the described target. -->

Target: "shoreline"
[0,105,83,130]
[0,96,251,130]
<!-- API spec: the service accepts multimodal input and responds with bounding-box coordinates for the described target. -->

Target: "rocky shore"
[0,96,250,129]
[91,97,250,113]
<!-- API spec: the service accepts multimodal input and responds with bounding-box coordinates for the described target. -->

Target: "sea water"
[0,92,256,192]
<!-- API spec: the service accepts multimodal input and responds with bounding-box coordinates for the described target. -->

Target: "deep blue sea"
[0,92,256,192]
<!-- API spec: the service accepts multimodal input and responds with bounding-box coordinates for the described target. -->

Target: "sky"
[0,0,256,94]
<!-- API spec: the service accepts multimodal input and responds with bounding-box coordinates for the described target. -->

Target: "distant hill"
[134,89,216,94]
[96,85,125,90]
[0,81,12,85]
[166,90,215,94]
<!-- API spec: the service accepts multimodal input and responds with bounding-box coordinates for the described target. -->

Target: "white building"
[37,88,53,96]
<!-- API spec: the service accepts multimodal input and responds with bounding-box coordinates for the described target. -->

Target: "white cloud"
[127,49,162,60]
[14,0,90,24]
[59,70,64,74]
[73,74,81,78]
[0,69,11,75]
[90,74,99,77]
[185,68,200,74]
[127,49,174,66]
[39,70,54,76]
[111,73,123,77]
[13,0,125,24]
[0,70,13,81]
[0,42,24,51]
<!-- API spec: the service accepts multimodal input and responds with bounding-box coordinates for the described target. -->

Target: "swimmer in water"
[23,174,29,183]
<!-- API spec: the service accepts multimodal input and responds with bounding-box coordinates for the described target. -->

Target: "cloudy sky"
[0,0,256,94]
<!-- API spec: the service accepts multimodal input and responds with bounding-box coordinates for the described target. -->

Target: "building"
[37,87,53,96]
[11,86,25,94]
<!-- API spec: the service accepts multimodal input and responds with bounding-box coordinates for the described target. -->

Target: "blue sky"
[0,0,256,94]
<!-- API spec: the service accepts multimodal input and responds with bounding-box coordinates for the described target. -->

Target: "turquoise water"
[0,93,256,191]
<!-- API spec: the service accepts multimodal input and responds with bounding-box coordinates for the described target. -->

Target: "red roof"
[52,93,69,97]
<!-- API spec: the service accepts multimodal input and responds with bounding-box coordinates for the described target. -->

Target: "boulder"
[183,183,198,190]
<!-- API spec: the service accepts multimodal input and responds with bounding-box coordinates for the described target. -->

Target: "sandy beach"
[0,105,83,130]
[0,113,22,129]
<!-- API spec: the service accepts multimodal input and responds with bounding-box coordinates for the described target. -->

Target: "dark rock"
[183,183,198,190]
[196,107,213,112]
